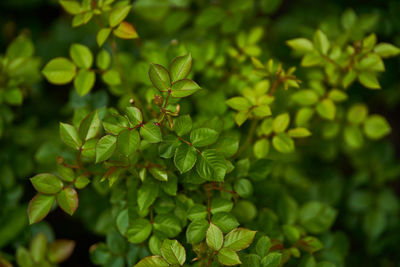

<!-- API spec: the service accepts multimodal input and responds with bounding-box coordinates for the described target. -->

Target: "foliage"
[1,0,400,267]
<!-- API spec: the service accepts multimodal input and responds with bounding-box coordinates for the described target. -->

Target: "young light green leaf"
[286,38,314,53]
[206,223,224,251]
[95,135,117,163]
[102,69,121,85]
[59,0,82,15]
[97,28,111,47]
[358,72,381,89]
[196,149,226,181]
[288,128,311,138]
[28,194,55,224]
[140,122,162,143]
[226,97,252,111]
[171,79,201,98]
[256,236,271,258]
[273,113,290,133]
[261,252,281,267]
[174,143,197,173]
[109,5,131,27]
[374,43,400,58]
[161,239,186,266]
[253,138,270,159]
[126,106,143,125]
[117,129,140,156]
[133,256,169,267]
[363,115,391,140]
[69,43,93,69]
[113,22,139,39]
[30,233,48,262]
[74,176,90,189]
[42,58,77,85]
[169,54,192,82]
[60,122,82,150]
[149,63,171,92]
[217,248,242,266]
[30,173,63,194]
[316,99,336,120]
[96,49,111,70]
[74,69,95,96]
[272,133,294,153]
[190,128,219,147]
[313,29,330,54]
[56,187,78,215]
[223,228,257,251]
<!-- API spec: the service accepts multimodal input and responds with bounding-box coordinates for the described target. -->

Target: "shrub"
[1,0,400,266]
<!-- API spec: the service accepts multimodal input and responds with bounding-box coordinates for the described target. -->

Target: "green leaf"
[109,5,131,27]
[190,128,219,147]
[169,54,192,82]
[211,198,233,214]
[173,115,192,136]
[186,219,209,244]
[4,88,23,105]
[126,106,143,125]
[171,79,201,98]
[74,176,90,189]
[117,129,140,156]
[316,99,336,120]
[95,135,117,163]
[249,159,273,181]
[97,28,112,47]
[286,38,314,53]
[235,111,249,126]
[174,143,197,173]
[28,194,55,224]
[206,223,224,251]
[256,236,271,258]
[223,228,256,251]
[358,72,381,89]
[288,127,311,138]
[299,201,337,234]
[59,0,82,14]
[79,111,101,141]
[197,149,226,181]
[16,247,33,267]
[140,122,162,143]
[69,43,93,69]
[344,125,364,149]
[149,168,168,182]
[273,113,290,133]
[159,135,180,159]
[102,69,121,85]
[374,43,400,58]
[261,252,281,267]
[212,212,239,234]
[226,97,252,111]
[153,214,182,238]
[161,239,186,266]
[30,173,63,194]
[138,183,158,213]
[127,219,152,244]
[272,133,294,153]
[298,236,324,253]
[74,69,95,96]
[363,115,391,139]
[347,104,368,124]
[313,29,330,54]
[30,233,47,262]
[253,139,270,159]
[48,240,76,263]
[60,122,82,150]
[328,89,348,102]
[149,63,171,92]
[291,90,319,106]
[113,21,139,39]
[218,248,242,266]
[134,256,169,267]
[96,49,111,70]
[42,58,76,85]
[56,187,78,215]
[234,179,253,198]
